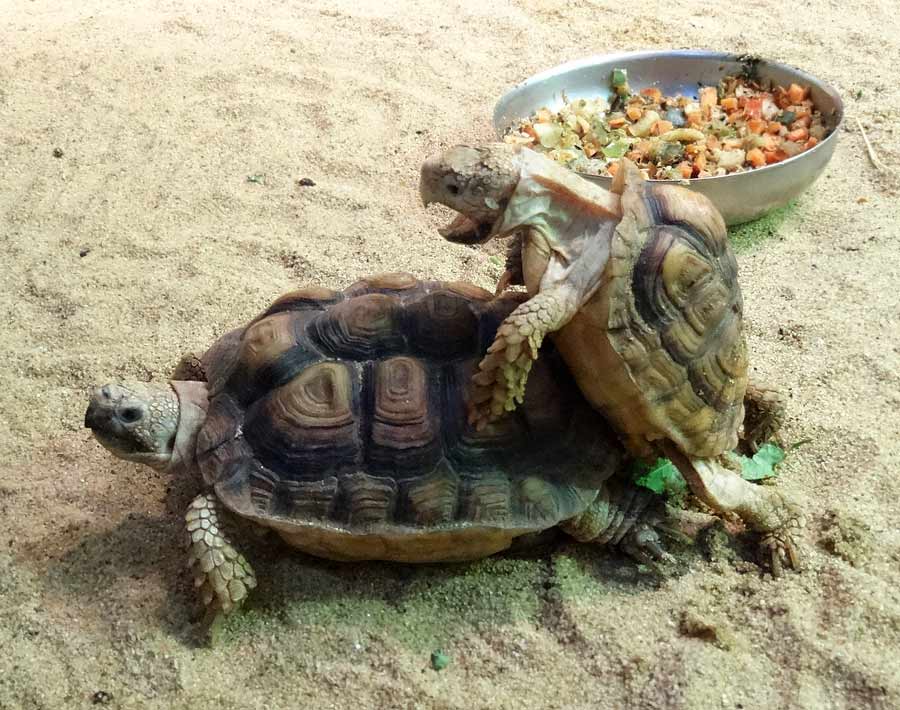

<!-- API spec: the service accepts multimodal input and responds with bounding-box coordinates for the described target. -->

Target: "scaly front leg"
[185,493,258,640]
[469,286,578,429]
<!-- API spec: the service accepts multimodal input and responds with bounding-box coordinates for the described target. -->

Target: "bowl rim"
[492,49,845,185]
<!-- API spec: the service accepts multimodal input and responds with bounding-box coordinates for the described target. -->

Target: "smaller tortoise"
[420,145,799,574]
[85,274,675,627]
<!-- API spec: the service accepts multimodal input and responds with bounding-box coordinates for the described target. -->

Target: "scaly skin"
[469,288,576,430]
[185,493,258,637]
[663,444,803,575]
[742,380,787,453]
[171,351,207,382]
[560,479,676,567]
[422,144,802,576]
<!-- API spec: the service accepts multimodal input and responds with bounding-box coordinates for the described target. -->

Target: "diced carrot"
[774,87,791,109]
[607,161,620,176]
[787,83,807,104]
[608,117,627,129]
[747,118,766,134]
[640,87,663,103]
[699,87,718,117]
[684,143,703,157]
[522,123,538,141]
[746,148,766,168]
[652,120,674,136]
[693,153,707,173]
[787,127,809,142]
[720,97,739,112]
[790,115,812,130]
[678,161,693,179]
[684,110,702,126]
[764,149,788,164]
[726,111,743,124]
[626,106,643,121]
[767,121,783,134]
[804,137,819,150]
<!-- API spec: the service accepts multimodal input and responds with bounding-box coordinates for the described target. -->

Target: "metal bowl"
[493,50,844,225]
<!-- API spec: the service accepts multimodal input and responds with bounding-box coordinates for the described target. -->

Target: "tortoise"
[84,273,676,624]
[420,145,801,574]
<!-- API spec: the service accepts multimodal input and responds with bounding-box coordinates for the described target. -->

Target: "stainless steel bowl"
[493,50,844,225]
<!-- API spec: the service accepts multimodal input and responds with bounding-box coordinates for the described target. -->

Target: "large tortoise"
[85,273,673,624]
[420,145,800,574]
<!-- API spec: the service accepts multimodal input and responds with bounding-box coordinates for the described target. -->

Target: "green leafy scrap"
[630,458,687,496]
[430,649,450,671]
[735,443,785,481]
[632,443,787,496]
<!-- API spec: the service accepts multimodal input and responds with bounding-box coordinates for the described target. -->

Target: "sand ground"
[2,1,899,708]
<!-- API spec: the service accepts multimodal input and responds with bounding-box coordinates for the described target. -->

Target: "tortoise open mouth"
[438,213,496,245]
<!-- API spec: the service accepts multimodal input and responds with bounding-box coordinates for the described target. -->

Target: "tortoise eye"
[119,407,143,424]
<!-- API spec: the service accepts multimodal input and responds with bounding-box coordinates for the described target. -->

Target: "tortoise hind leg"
[171,352,207,382]
[185,494,257,642]
[742,380,786,453]
[662,444,803,576]
[560,480,677,566]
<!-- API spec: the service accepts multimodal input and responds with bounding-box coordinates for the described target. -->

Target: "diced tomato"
[804,137,819,150]
[743,97,764,119]
[767,121,783,134]
[678,161,693,179]
[764,149,789,164]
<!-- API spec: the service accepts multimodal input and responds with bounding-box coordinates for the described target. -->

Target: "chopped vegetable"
[503,73,829,178]
[746,148,766,168]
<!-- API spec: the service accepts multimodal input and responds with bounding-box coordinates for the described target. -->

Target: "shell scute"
[367,357,441,474]
[403,289,479,359]
[309,293,404,359]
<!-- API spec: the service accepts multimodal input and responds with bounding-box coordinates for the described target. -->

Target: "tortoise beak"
[85,387,112,430]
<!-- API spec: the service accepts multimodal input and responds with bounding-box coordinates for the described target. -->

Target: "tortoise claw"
[758,516,803,577]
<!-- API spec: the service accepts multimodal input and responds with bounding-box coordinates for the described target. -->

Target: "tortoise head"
[419,143,522,244]
[84,381,207,471]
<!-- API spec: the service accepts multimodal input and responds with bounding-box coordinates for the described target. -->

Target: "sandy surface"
[2,1,899,708]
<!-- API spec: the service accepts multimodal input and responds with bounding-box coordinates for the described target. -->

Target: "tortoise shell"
[195,273,622,561]
[554,173,747,460]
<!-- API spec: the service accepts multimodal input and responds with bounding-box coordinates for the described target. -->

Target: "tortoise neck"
[168,380,210,472]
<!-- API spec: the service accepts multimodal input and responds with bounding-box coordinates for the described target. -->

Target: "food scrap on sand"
[504,69,829,180]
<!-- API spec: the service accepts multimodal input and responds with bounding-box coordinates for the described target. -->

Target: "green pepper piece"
[778,110,797,125]
[601,139,628,159]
